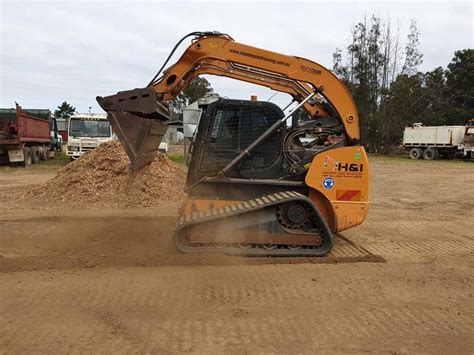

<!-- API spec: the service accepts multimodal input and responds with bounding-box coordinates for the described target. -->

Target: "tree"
[445,49,474,124]
[332,15,426,152]
[180,77,214,105]
[332,48,349,83]
[418,67,448,125]
[332,15,473,153]
[54,101,76,119]
[401,19,423,76]
[336,16,387,150]
[382,73,425,147]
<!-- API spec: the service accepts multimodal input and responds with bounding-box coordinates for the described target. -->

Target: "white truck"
[403,120,474,160]
[66,113,115,160]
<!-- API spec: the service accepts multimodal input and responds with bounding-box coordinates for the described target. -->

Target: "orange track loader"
[97,31,369,256]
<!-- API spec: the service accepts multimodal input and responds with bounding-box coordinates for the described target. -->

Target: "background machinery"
[403,120,474,160]
[66,113,114,160]
[97,31,370,256]
[0,102,60,166]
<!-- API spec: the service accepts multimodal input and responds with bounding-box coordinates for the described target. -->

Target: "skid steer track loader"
[97,31,370,256]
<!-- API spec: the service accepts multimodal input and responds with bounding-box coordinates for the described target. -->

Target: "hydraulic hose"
[148,31,232,87]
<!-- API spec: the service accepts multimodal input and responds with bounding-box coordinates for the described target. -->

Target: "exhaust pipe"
[96,87,169,171]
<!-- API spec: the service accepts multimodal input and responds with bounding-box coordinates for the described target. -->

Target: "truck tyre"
[434,149,440,160]
[40,146,49,160]
[22,147,32,167]
[44,146,51,160]
[423,148,437,160]
[409,148,423,159]
[31,147,40,164]
[38,146,45,161]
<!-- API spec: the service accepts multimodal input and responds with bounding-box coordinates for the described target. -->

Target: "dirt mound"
[28,140,186,207]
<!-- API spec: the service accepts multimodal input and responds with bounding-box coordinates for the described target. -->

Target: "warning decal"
[336,190,361,201]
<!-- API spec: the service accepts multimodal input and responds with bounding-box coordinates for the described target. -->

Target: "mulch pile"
[27,140,186,207]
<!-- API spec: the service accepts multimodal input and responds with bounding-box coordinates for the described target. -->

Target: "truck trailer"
[403,121,474,160]
[0,103,60,166]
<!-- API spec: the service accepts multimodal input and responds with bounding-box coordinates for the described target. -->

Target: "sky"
[0,0,472,113]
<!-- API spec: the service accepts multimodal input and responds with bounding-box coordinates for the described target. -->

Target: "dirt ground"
[0,157,473,354]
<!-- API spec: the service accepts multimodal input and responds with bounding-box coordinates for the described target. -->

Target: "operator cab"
[187,97,345,189]
[188,99,285,184]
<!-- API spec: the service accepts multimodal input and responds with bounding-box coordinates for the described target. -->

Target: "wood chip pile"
[29,140,186,207]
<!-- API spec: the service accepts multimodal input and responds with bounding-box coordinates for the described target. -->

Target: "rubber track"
[173,191,333,256]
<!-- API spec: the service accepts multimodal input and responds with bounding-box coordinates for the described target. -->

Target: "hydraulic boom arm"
[97,31,360,170]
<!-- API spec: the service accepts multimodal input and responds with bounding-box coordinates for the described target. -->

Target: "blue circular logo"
[323,177,335,189]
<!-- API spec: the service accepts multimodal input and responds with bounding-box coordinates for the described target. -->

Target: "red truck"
[0,103,61,166]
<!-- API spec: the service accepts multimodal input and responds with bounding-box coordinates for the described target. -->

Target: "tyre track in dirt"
[364,239,474,259]
[0,215,383,273]
[1,265,472,353]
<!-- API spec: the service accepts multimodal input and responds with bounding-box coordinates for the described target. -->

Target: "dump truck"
[66,113,114,160]
[0,103,60,166]
[97,31,369,256]
[403,121,474,160]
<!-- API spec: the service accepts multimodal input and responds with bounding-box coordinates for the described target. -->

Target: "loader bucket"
[96,87,169,171]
